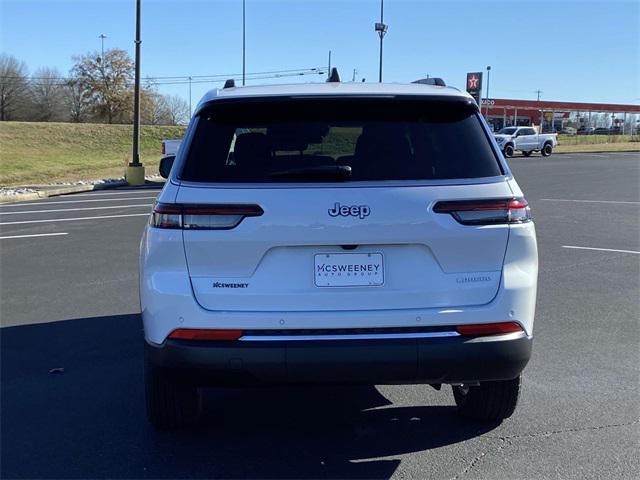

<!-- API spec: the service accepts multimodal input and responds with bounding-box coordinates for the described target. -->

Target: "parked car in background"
[577,126,595,135]
[560,127,577,135]
[494,126,558,157]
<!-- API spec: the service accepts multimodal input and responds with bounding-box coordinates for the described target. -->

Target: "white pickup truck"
[161,138,182,157]
[494,127,557,158]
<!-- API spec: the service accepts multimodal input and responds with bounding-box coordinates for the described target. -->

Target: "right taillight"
[433,197,531,225]
[150,203,263,230]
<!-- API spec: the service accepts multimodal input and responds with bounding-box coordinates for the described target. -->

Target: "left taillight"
[433,197,531,225]
[150,203,263,230]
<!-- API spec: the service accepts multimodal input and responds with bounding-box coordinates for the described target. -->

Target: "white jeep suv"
[140,78,538,429]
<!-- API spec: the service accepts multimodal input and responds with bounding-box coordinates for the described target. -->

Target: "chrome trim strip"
[239,331,460,341]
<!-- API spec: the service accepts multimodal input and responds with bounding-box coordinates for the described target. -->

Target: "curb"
[0,181,128,204]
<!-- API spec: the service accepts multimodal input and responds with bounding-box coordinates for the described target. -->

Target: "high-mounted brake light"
[151,203,263,230]
[168,329,243,341]
[456,322,524,336]
[433,197,531,225]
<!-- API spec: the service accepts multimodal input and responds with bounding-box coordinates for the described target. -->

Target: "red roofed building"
[479,98,640,133]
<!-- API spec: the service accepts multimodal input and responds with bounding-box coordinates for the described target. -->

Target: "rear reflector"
[456,322,524,336]
[168,329,243,341]
[433,197,531,225]
[151,203,263,230]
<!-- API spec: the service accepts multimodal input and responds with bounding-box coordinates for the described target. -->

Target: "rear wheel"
[522,150,533,157]
[452,376,521,421]
[145,358,201,429]
[503,144,514,157]
[541,142,553,157]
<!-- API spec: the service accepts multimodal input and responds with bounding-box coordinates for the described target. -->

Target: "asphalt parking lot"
[1,151,639,479]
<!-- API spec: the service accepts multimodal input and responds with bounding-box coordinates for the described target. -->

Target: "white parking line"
[0,232,69,240]
[541,198,640,205]
[0,213,150,226]
[562,245,640,255]
[0,204,152,215]
[0,196,157,207]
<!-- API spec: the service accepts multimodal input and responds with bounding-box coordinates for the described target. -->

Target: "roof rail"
[412,77,446,87]
[223,79,236,89]
[326,68,341,83]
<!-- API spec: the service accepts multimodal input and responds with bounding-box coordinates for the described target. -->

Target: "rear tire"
[541,142,553,157]
[145,358,201,429]
[452,376,521,421]
[503,144,514,157]
[522,150,533,157]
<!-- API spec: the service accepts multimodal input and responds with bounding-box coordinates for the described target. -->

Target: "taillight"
[150,203,263,230]
[433,197,531,225]
[161,142,166,155]
[456,322,524,336]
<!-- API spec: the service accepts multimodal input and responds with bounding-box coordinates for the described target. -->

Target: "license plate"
[314,253,384,287]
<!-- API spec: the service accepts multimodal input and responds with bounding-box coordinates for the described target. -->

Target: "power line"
[0,67,325,84]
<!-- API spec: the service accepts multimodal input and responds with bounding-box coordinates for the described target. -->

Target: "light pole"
[485,65,491,116]
[374,0,388,83]
[98,33,107,60]
[127,0,145,185]
[242,0,246,86]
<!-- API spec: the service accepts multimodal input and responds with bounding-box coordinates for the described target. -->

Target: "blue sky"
[1,0,638,107]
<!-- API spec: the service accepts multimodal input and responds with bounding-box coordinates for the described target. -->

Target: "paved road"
[1,152,639,479]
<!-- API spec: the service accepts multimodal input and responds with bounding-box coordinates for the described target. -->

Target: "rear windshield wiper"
[269,165,352,181]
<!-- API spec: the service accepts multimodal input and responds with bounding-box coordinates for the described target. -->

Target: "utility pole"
[327,50,332,80]
[374,0,388,83]
[352,68,358,82]
[127,0,145,185]
[535,90,543,132]
[242,0,246,86]
[188,76,192,115]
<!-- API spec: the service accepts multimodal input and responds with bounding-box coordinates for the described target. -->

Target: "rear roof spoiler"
[195,94,477,116]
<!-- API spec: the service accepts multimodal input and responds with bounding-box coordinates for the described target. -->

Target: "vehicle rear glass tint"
[180,98,502,183]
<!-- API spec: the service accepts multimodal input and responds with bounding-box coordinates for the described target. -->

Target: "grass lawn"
[555,134,639,153]
[0,122,186,186]
[556,143,640,153]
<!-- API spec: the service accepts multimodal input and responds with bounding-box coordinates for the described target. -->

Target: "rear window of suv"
[179,97,502,183]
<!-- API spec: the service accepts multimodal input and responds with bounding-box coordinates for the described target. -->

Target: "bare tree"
[0,53,30,120]
[163,94,190,125]
[595,113,610,128]
[70,48,134,123]
[141,89,171,125]
[30,67,67,121]
[65,79,93,123]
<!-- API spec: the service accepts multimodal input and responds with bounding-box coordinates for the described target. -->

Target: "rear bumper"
[145,332,532,386]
